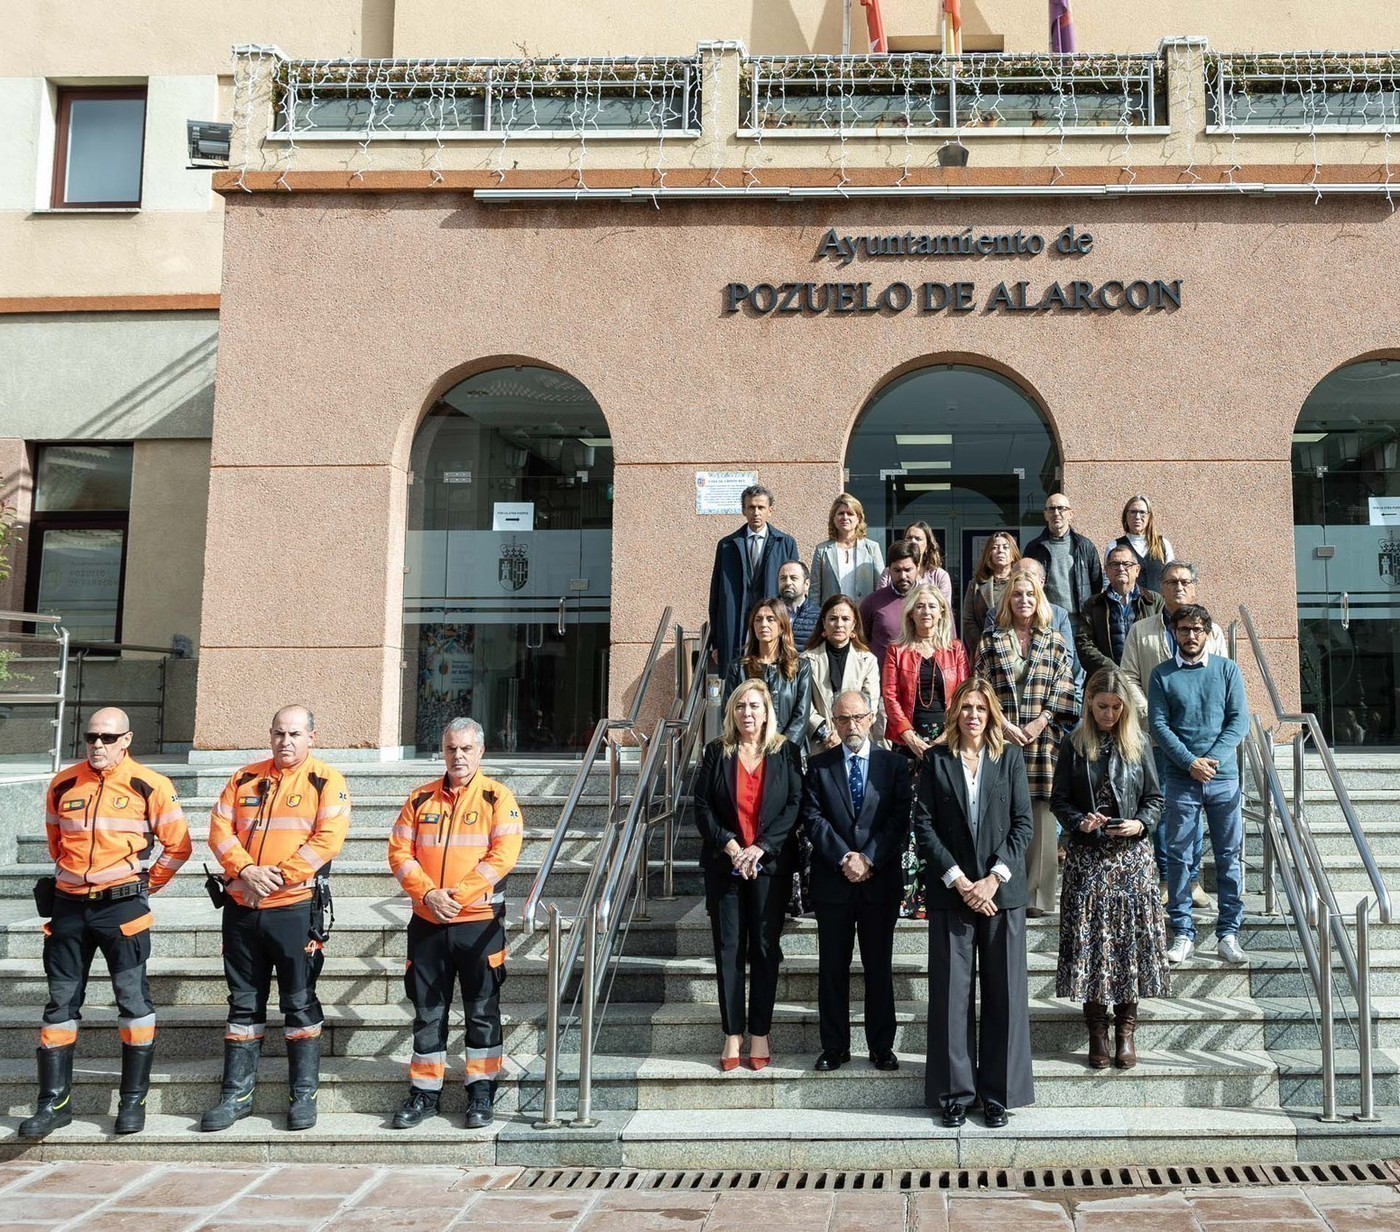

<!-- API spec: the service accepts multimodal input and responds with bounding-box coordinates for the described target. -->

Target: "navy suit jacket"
[799,744,912,904]
[708,524,800,667]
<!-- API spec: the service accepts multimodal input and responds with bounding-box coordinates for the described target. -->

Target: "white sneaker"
[1217,935,1249,965]
[1165,935,1195,965]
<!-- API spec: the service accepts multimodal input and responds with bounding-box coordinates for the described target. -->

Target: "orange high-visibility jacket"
[45,757,191,894]
[208,755,350,910]
[388,772,523,923]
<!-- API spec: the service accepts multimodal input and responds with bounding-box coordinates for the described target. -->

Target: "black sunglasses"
[84,731,129,745]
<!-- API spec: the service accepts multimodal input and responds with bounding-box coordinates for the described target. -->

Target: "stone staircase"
[0,753,1398,1165]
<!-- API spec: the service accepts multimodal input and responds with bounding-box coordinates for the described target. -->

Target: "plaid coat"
[975,627,1080,800]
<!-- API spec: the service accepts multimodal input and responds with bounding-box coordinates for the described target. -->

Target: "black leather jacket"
[722,658,813,747]
[1049,733,1163,844]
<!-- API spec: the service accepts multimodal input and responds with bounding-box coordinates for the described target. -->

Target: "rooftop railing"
[273,56,704,138]
[1207,51,1400,132]
[743,52,1165,134]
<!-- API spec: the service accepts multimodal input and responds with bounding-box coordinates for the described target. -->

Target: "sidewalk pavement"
[0,1160,1398,1231]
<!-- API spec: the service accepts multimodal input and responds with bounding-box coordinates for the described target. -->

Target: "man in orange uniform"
[20,707,191,1139]
[388,716,523,1129]
[201,705,350,1132]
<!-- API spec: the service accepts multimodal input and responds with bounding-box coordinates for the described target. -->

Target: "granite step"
[0,948,1351,1008]
[0,1047,1301,1118]
[10,1104,1400,1168]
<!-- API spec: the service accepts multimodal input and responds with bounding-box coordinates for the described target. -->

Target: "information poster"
[695,471,758,515]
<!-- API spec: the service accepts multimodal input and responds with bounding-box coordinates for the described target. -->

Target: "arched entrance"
[402,365,612,755]
[1293,357,1400,748]
[844,363,1060,605]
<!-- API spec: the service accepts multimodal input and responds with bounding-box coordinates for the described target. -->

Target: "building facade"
[4,2,1400,755]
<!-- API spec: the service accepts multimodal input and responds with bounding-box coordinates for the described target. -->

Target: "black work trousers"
[42,891,154,1047]
[221,900,324,1038]
[404,914,507,1091]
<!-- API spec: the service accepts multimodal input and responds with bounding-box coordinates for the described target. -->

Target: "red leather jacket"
[882,642,971,743]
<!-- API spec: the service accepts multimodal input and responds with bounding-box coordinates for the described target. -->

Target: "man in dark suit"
[708,484,799,674]
[800,690,913,1073]
[914,691,1035,1129]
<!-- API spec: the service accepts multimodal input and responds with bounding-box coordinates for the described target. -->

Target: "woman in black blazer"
[722,598,813,746]
[693,679,804,1072]
[913,676,1035,1129]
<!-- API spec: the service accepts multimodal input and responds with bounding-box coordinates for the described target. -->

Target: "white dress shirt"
[941,746,1013,888]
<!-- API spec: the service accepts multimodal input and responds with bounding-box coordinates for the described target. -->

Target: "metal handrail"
[1232,604,1385,1120]
[1236,606,1391,924]
[67,640,180,757]
[0,609,70,771]
[575,623,711,1124]
[521,606,674,937]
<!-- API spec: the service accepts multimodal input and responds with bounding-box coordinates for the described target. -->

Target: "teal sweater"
[1147,654,1250,779]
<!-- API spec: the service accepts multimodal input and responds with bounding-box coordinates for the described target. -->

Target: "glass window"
[34,444,133,513]
[34,528,125,642]
[52,89,146,207]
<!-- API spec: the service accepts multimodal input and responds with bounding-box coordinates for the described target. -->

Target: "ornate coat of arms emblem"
[1379,538,1400,587]
[499,542,529,591]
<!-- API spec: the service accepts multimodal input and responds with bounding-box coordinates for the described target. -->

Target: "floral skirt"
[896,723,941,919]
[1055,837,1171,1004]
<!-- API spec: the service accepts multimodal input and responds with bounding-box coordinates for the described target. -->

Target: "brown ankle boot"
[1084,1002,1111,1069]
[1114,1002,1138,1069]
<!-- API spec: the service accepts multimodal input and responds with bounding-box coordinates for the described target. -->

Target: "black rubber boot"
[114,1043,155,1135]
[18,1045,75,1138]
[285,1037,321,1131]
[392,1087,441,1129]
[200,1038,261,1132]
[463,1080,495,1129]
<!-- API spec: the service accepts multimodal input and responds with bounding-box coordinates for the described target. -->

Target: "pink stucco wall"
[197,192,1400,749]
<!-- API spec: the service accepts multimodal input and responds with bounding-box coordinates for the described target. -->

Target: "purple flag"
[1050,0,1077,53]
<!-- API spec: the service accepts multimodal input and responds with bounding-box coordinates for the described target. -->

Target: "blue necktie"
[849,755,865,815]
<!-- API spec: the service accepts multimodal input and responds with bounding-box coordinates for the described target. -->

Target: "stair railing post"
[1317,897,1340,1122]
[572,905,600,1128]
[1357,897,1378,1121]
[532,904,563,1129]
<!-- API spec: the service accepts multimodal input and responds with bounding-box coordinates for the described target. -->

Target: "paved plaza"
[0,1161,1397,1232]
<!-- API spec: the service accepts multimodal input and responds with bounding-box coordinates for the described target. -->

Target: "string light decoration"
[227,45,1400,203]
[234,53,702,192]
[1207,50,1400,206]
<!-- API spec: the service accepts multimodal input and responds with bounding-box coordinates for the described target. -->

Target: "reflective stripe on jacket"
[46,757,191,893]
[388,773,524,923]
[208,756,350,909]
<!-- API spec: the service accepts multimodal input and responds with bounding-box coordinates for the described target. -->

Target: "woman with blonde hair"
[960,530,1020,659]
[876,519,953,615]
[1051,667,1168,1070]
[811,493,885,606]
[914,676,1035,1128]
[975,571,1078,917]
[882,585,970,917]
[692,680,804,1071]
[1104,495,1175,593]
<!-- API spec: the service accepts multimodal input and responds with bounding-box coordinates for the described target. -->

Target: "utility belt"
[40,874,148,912]
[203,863,335,943]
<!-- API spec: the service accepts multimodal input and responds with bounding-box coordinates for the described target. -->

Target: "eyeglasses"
[1046,505,1071,513]
[1175,625,1208,635]
[1162,577,1193,587]
[1107,560,1138,570]
[84,731,128,746]
[832,713,871,724]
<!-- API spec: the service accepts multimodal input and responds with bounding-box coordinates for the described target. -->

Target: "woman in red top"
[882,584,970,917]
[692,680,804,1071]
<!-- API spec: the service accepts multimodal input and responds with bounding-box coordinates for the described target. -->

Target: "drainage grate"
[511,1160,1399,1192]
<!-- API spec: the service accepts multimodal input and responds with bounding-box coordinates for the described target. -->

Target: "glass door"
[1293,360,1400,748]
[403,367,612,756]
